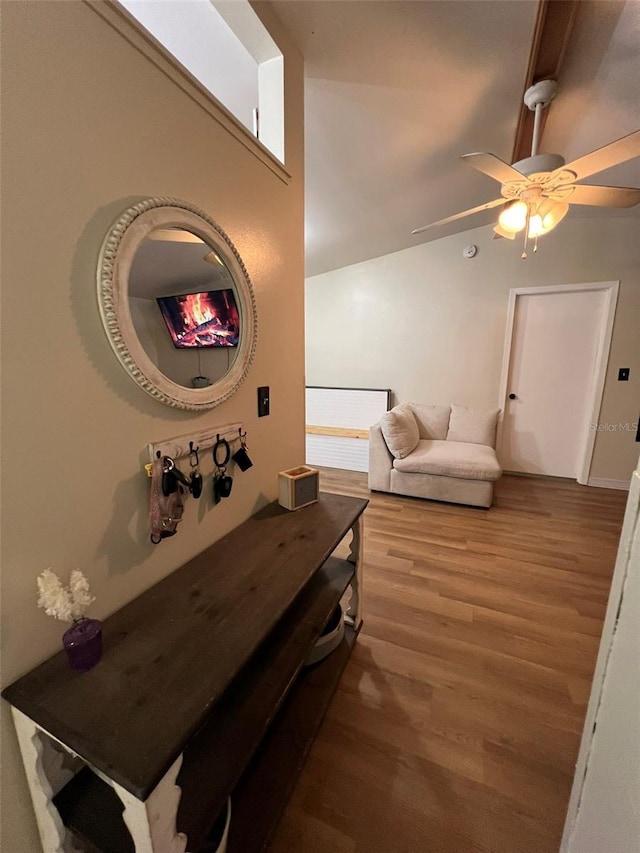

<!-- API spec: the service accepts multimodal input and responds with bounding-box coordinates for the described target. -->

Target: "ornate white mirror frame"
[97,197,257,410]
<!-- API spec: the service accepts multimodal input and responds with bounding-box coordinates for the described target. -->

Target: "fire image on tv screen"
[157,288,240,348]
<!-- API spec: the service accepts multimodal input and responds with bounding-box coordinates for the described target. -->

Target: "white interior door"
[500,287,611,479]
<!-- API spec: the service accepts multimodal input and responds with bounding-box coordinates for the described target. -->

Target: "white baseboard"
[587,477,630,490]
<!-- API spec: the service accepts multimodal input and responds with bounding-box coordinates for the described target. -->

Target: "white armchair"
[368,403,502,508]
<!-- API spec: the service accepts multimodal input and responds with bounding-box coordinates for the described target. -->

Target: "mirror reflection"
[128,228,240,389]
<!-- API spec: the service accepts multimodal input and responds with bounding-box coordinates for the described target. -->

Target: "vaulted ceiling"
[271,0,640,276]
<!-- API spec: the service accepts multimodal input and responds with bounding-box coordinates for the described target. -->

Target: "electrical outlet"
[258,386,270,417]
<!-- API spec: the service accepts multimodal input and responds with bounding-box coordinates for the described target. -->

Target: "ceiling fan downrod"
[531,103,543,157]
[524,79,558,157]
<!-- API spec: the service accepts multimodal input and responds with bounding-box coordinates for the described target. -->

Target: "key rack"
[146,422,243,468]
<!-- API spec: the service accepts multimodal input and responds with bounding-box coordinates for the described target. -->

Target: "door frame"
[560,466,640,850]
[497,281,619,485]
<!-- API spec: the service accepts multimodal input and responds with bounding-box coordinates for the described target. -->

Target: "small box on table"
[278,466,319,511]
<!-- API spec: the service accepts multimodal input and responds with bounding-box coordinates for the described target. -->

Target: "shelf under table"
[176,556,355,850]
[227,625,359,853]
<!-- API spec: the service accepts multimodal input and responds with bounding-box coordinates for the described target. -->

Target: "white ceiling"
[271,0,640,277]
[542,1,640,186]
[129,237,233,298]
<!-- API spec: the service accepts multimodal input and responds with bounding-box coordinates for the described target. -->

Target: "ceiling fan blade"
[560,129,640,181]
[412,197,505,235]
[461,153,528,185]
[567,184,640,208]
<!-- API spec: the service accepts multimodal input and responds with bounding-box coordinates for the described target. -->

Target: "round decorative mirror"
[97,197,257,410]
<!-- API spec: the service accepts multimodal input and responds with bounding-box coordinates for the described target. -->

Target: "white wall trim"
[587,477,630,490]
[497,281,619,485]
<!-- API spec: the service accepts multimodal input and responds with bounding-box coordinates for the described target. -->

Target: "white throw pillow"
[447,405,500,447]
[379,405,420,459]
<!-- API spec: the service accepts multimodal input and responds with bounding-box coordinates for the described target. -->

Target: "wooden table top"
[3,493,367,799]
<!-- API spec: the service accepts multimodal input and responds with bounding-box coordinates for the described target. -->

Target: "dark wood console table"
[3,492,367,853]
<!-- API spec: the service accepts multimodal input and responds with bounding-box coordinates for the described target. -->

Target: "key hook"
[189,441,200,469]
[213,435,231,470]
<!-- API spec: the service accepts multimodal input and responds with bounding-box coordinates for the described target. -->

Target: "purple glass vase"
[63,617,102,672]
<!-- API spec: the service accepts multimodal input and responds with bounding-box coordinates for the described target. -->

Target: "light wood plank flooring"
[268,470,627,853]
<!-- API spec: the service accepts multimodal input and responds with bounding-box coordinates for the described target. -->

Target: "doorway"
[498,282,618,484]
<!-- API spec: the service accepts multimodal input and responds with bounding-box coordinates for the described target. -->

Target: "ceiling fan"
[412,80,640,257]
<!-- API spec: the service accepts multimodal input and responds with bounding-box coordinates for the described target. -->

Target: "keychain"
[161,456,192,496]
[212,436,233,503]
[151,456,186,543]
[232,429,253,472]
[161,456,178,496]
[189,442,203,499]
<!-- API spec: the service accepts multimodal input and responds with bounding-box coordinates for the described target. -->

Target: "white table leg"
[112,754,187,853]
[11,708,76,853]
[346,513,364,630]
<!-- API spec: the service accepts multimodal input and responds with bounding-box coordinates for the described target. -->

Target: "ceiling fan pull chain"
[521,206,531,259]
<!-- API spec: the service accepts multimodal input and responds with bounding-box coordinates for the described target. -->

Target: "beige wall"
[0,1,303,848]
[306,216,640,482]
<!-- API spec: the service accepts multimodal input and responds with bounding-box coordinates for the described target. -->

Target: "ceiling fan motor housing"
[524,79,558,110]
[512,152,566,176]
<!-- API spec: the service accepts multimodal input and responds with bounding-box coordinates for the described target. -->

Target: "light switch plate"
[258,386,270,417]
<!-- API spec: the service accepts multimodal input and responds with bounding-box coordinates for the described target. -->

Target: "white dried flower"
[69,570,95,620]
[37,569,73,622]
[36,569,94,623]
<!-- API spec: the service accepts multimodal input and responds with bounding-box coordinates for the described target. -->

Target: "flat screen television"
[156,288,240,348]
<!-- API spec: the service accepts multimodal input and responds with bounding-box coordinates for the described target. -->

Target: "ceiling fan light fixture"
[493,224,516,240]
[527,213,547,238]
[539,200,569,230]
[498,200,528,233]
[527,200,570,238]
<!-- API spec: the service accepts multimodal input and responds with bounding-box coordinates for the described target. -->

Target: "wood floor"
[268,470,627,853]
